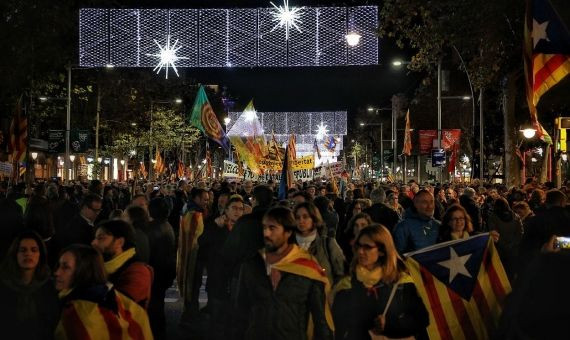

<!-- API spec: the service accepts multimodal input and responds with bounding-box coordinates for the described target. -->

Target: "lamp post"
[69,154,76,180]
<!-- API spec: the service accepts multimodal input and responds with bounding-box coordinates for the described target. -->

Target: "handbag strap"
[381,282,399,316]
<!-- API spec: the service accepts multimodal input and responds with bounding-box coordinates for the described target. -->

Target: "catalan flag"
[9,98,27,164]
[402,109,412,156]
[524,0,570,144]
[177,208,205,307]
[139,161,147,179]
[177,160,185,178]
[405,234,511,340]
[154,148,165,175]
[287,134,297,160]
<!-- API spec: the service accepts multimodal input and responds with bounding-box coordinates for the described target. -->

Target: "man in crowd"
[91,219,153,308]
[364,188,400,232]
[234,206,334,339]
[56,193,103,249]
[393,190,440,254]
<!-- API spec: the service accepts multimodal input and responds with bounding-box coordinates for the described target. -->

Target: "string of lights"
[79,6,378,70]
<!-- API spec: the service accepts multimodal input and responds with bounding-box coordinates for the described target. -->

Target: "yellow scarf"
[265,245,335,334]
[58,288,73,299]
[104,248,136,275]
[356,265,383,288]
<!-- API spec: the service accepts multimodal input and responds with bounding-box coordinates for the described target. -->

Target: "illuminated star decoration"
[315,122,329,141]
[146,35,189,79]
[270,0,304,40]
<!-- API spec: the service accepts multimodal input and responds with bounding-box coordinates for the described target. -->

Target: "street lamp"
[31,152,38,160]
[521,128,536,139]
[69,154,75,180]
[224,117,231,126]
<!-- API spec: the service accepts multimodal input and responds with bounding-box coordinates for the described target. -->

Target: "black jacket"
[234,252,334,340]
[222,205,268,270]
[332,275,429,340]
[364,203,400,232]
[57,213,95,249]
[0,277,60,340]
[198,220,232,299]
[147,219,176,285]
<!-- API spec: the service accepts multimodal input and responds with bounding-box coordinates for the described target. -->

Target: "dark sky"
[112,0,414,115]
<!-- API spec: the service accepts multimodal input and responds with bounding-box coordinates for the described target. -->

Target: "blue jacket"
[393,209,441,254]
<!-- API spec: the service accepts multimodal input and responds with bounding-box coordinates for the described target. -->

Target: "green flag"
[190,86,230,151]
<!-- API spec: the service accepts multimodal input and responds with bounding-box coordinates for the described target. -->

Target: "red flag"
[402,109,412,156]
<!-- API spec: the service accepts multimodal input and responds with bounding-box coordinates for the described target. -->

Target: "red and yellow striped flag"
[9,98,27,163]
[287,134,296,160]
[524,0,570,144]
[405,234,511,340]
[177,160,185,178]
[402,109,412,156]
[154,148,165,175]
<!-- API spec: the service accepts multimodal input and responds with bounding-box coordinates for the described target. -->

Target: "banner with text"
[223,160,313,182]
[418,129,462,155]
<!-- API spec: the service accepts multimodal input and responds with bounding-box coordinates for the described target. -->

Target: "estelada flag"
[405,234,511,340]
[190,86,230,151]
[9,97,27,163]
[177,209,205,305]
[402,109,412,156]
[524,0,570,143]
[177,160,185,178]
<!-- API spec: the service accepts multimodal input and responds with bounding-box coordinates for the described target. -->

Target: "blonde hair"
[352,224,406,284]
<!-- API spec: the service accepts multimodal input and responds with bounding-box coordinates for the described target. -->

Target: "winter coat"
[459,196,482,232]
[364,203,400,232]
[147,219,176,286]
[393,209,441,254]
[488,211,523,280]
[332,273,429,340]
[198,219,232,299]
[304,234,346,285]
[0,277,60,340]
[234,252,334,340]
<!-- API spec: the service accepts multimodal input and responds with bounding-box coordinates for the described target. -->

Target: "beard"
[264,238,286,253]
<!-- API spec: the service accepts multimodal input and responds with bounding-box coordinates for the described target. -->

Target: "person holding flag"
[332,224,429,339]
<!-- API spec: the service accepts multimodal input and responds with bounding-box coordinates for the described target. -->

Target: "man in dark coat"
[459,188,482,232]
[364,188,400,232]
[56,193,102,250]
[234,206,333,340]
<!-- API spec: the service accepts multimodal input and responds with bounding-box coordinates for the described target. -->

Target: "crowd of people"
[0,176,569,339]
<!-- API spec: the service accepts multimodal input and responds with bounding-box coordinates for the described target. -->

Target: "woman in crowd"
[386,190,405,218]
[332,224,429,340]
[199,195,245,339]
[294,201,346,285]
[54,244,152,339]
[438,204,473,242]
[0,230,60,340]
[341,212,373,263]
